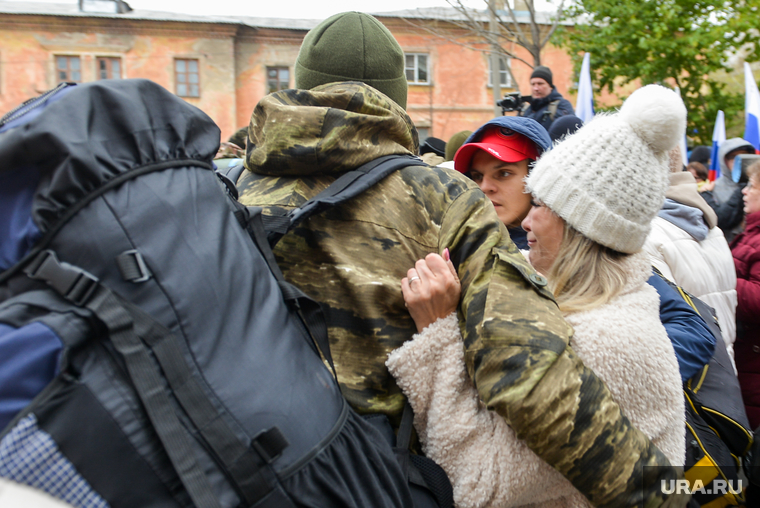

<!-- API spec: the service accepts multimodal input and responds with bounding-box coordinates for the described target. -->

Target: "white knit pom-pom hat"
[525,84,687,253]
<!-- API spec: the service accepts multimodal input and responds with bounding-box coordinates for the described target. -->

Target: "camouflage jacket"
[237,82,688,508]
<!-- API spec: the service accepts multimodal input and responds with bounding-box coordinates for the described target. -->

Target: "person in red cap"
[454,116,551,249]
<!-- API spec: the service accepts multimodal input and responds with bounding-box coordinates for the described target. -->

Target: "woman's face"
[522,202,565,274]
[743,175,760,215]
[469,150,532,228]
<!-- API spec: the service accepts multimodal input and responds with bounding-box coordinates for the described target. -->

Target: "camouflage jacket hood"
[245,82,419,177]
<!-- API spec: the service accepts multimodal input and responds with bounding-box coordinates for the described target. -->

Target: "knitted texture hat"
[295,12,408,109]
[530,66,553,87]
[445,130,472,161]
[526,84,687,253]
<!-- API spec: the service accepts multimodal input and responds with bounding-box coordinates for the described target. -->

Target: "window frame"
[405,53,430,85]
[174,58,200,98]
[266,66,290,94]
[55,55,82,84]
[96,56,122,80]
[488,55,514,89]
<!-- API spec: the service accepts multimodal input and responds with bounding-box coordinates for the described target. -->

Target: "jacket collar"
[746,211,760,230]
[530,88,562,109]
[665,172,717,229]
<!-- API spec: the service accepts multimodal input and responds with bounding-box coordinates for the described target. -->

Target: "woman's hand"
[401,249,461,333]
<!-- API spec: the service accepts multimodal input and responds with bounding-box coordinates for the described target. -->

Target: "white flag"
[575,53,595,123]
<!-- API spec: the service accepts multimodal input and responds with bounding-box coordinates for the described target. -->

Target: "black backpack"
[654,269,753,506]
[0,79,449,508]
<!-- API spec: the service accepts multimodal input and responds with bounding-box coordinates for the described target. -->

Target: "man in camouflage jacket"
[237,11,689,508]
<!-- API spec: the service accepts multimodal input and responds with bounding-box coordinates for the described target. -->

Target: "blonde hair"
[747,160,760,183]
[668,146,684,173]
[548,223,630,314]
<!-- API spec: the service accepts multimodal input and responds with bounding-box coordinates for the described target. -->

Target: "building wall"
[234,27,303,133]
[0,14,239,141]
[377,17,575,142]
[0,10,579,148]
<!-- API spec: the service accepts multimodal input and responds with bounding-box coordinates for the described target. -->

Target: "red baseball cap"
[453,126,540,173]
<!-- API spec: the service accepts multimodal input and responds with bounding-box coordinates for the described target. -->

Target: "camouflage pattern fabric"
[238,82,689,508]
[215,141,244,160]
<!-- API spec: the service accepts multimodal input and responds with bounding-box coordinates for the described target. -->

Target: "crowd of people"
[2,8,759,508]
[229,10,753,508]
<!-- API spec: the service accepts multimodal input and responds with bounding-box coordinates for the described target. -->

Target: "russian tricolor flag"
[675,87,688,168]
[710,110,725,181]
[575,53,595,123]
[744,61,760,152]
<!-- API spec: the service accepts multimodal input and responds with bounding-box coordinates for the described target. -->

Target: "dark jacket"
[703,183,746,242]
[238,81,688,507]
[520,88,575,132]
[648,274,717,381]
[508,226,529,250]
[730,211,760,428]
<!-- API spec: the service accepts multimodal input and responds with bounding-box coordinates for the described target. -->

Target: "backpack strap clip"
[25,250,99,306]
[116,250,152,283]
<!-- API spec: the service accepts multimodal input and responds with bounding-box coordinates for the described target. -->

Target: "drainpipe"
[490,0,502,117]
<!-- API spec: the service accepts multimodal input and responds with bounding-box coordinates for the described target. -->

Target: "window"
[267,67,290,94]
[488,56,513,88]
[175,58,200,98]
[405,53,429,84]
[56,56,81,83]
[97,57,121,80]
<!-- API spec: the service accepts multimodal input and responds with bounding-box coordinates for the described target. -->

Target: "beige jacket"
[387,251,685,508]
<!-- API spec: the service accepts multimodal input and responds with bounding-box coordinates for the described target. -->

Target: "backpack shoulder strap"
[250,154,426,377]
[215,162,246,199]
[548,100,561,121]
[264,154,427,246]
[652,266,723,342]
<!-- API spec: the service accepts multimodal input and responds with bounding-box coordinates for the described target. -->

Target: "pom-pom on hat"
[526,84,687,254]
[295,12,408,109]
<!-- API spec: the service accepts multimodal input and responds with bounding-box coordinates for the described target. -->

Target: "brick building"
[0,0,577,144]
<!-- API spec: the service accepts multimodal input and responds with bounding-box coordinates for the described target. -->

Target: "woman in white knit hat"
[387,84,687,508]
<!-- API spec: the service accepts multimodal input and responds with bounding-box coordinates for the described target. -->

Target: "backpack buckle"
[26,250,99,306]
[116,250,152,283]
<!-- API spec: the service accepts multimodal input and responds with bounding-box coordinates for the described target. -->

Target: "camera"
[496,92,528,114]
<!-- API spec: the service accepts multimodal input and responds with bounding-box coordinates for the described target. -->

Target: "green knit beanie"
[295,12,408,109]
[445,130,472,161]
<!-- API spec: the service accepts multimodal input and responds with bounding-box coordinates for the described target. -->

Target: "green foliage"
[556,0,760,145]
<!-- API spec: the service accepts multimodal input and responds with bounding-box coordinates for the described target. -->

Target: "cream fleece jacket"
[387,251,685,508]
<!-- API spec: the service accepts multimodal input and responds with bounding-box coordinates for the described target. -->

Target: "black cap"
[688,145,711,164]
[420,137,446,157]
[530,66,553,87]
[548,115,583,143]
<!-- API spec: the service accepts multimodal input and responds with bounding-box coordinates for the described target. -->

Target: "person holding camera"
[518,66,575,132]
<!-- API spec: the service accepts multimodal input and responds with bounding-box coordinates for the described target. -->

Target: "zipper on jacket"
[0,82,75,127]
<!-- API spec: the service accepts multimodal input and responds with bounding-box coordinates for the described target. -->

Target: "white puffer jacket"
[644,173,737,360]
[387,251,685,508]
